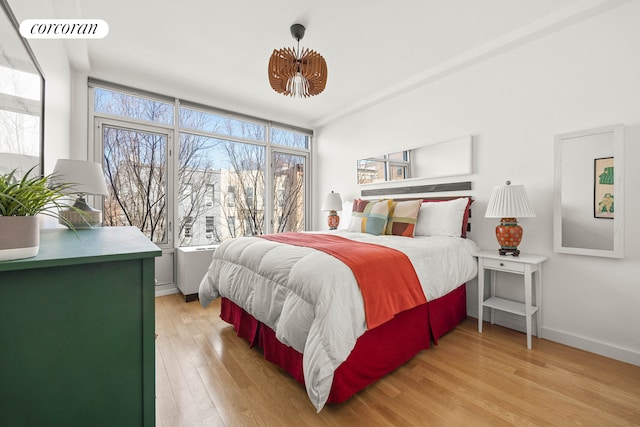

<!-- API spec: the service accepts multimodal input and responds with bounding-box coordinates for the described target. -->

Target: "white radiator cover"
[176,246,218,301]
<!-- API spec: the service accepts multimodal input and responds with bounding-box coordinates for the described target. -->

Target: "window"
[273,152,306,232]
[245,186,254,208]
[389,163,408,181]
[94,87,173,125]
[357,158,386,184]
[179,107,264,141]
[100,121,170,244]
[184,216,193,238]
[271,127,309,149]
[91,80,311,250]
[177,131,268,245]
[356,151,409,184]
[227,185,236,207]
[205,215,214,239]
[205,184,214,207]
[205,216,214,233]
[387,151,409,181]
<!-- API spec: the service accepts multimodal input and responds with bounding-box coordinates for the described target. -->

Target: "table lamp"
[484,180,535,256]
[53,159,109,229]
[321,191,343,230]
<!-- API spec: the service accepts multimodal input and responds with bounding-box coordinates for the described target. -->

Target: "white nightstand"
[476,250,548,349]
[177,245,218,302]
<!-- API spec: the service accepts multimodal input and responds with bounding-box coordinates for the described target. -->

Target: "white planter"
[0,216,40,261]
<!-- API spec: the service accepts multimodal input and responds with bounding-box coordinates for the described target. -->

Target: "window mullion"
[265,127,273,234]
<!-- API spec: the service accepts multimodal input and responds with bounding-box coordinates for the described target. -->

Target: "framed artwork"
[594,157,614,219]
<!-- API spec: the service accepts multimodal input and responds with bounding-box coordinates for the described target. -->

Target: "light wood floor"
[155,294,640,426]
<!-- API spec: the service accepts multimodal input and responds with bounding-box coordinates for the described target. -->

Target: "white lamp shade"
[485,181,535,218]
[53,159,109,195]
[321,191,343,211]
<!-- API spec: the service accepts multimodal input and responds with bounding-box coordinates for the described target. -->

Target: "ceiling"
[15,0,623,128]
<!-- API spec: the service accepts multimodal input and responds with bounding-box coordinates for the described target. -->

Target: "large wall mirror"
[0,0,45,176]
[553,124,624,258]
[357,135,472,184]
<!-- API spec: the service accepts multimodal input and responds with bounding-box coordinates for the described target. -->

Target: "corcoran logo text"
[20,19,109,39]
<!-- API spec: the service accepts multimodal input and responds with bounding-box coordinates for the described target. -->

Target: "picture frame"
[594,157,614,219]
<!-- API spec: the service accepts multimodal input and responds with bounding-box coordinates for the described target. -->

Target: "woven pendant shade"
[268,24,327,98]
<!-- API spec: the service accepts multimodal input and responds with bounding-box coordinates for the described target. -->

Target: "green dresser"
[0,226,161,427]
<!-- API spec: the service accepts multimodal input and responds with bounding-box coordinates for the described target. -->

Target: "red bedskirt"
[219,284,467,404]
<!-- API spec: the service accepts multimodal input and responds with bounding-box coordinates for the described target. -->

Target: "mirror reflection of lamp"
[52,159,109,229]
[484,180,536,256]
[321,191,343,230]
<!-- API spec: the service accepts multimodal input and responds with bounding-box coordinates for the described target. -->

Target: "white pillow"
[415,197,469,237]
[338,200,353,230]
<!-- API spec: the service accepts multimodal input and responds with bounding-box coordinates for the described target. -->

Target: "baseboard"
[469,304,640,367]
[155,283,180,297]
[542,327,640,367]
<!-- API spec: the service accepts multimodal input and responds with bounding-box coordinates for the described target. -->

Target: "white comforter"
[199,231,479,411]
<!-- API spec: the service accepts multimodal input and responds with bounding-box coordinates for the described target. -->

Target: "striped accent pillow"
[361,199,393,235]
[348,199,370,232]
[385,199,422,237]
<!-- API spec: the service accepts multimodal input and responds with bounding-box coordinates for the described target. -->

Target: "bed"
[199,197,478,411]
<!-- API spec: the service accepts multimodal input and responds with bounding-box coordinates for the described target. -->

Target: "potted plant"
[0,167,78,261]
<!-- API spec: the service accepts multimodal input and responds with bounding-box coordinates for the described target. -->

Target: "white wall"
[315,3,640,365]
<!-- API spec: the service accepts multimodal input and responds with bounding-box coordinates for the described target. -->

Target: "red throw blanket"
[260,232,427,329]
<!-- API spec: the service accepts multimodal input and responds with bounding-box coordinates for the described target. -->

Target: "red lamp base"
[495,217,522,257]
[327,210,340,230]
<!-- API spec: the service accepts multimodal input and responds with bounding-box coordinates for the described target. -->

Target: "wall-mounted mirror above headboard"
[553,124,624,258]
[0,0,45,176]
[356,135,472,185]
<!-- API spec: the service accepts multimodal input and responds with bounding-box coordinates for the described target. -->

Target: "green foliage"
[0,167,77,223]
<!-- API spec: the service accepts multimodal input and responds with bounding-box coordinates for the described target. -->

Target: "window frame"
[94,117,174,248]
[89,80,313,249]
